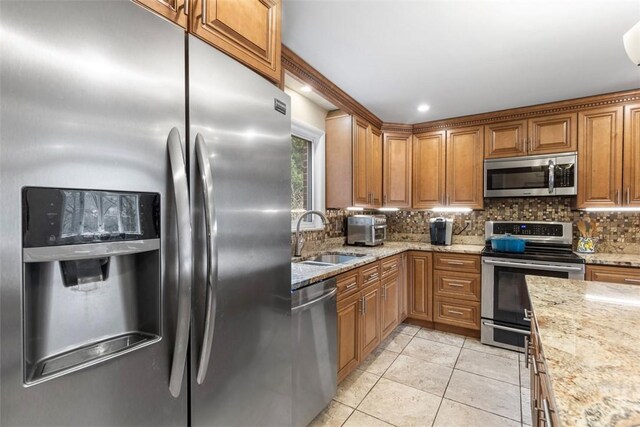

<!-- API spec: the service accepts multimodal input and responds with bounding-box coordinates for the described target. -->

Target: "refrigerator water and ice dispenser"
[22,187,162,385]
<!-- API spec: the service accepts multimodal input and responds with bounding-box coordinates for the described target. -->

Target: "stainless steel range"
[481,221,585,352]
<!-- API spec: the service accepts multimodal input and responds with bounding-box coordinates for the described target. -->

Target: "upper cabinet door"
[370,127,383,208]
[412,131,446,209]
[528,112,577,155]
[624,103,640,207]
[383,133,412,208]
[190,0,281,83]
[134,0,187,28]
[484,120,527,159]
[446,126,484,209]
[353,117,370,207]
[577,106,623,208]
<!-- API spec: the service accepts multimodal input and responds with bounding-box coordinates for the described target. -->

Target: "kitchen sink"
[295,253,366,267]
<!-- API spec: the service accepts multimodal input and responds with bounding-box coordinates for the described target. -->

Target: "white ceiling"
[282,0,640,123]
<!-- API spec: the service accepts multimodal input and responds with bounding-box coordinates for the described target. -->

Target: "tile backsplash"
[292,197,640,254]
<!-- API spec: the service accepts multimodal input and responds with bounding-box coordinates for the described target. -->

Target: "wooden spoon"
[577,220,587,238]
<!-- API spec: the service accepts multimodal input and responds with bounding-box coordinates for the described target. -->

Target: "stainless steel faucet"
[294,210,327,257]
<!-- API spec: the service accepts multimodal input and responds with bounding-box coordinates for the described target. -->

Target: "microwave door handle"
[167,128,192,398]
[195,133,218,385]
[548,159,555,194]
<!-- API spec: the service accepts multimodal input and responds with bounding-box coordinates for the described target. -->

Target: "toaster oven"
[347,215,387,246]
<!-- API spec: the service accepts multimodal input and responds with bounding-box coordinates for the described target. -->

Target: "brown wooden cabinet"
[134,0,187,28]
[337,291,360,382]
[407,251,433,321]
[189,0,281,83]
[383,132,412,208]
[433,253,481,331]
[446,126,484,208]
[399,252,409,321]
[576,106,624,208]
[412,127,482,209]
[412,131,446,209]
[326,112,382,209]
[484,113,577,159]
[381,273,400,340]
[624,103,640,207]
[585,264,640,285]
[360,282,381,359]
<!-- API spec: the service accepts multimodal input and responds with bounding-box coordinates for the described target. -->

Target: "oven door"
[481,257,584,351]
[484,153,577,198]
[371,225,386,244]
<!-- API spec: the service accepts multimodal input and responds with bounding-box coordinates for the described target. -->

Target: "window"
[291,121,325,230]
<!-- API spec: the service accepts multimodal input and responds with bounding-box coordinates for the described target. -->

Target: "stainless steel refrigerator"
[0,1,292,426]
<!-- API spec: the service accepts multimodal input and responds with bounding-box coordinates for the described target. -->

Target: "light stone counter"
[291,241,484,290]
[526,276,640,426]
[575,252,640,268]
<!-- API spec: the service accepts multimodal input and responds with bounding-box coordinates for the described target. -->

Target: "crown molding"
[381,122,413,134]
[412,88,640,133]
[281,45,383,129]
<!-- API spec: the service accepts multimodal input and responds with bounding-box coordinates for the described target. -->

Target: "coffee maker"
[430,217,453,246]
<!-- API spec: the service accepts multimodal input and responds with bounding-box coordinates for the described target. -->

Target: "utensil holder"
[576,237,595,253]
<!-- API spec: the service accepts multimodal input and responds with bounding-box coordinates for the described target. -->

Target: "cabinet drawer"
[434,253,480,273]
[360,262,381,287]
[434,271,480,301]
[336,270,360,301]
[434,297,480,330]
[586,265,640,285]
[381,255,401,279]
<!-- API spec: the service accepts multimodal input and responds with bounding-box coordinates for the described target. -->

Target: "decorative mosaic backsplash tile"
[291,197,640,254]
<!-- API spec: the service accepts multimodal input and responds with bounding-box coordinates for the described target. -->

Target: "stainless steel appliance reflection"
[481,221,585,352]
[0,2,291,425]
[292,278,337,427]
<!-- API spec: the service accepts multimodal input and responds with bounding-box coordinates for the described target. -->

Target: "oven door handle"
[483,258,584,272]
[482,321,531,335]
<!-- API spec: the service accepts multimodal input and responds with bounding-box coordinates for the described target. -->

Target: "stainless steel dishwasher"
[292,277,337,427]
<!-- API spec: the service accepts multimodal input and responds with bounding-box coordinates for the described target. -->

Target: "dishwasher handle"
[292,288,337,312]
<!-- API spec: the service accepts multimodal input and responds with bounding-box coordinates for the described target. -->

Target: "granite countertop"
[575,252,640,268]
[526,276,640,426]
[291,241,484,290]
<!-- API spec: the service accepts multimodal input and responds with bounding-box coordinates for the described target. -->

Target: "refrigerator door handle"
[167,128,193,398]
[195,133,218,385]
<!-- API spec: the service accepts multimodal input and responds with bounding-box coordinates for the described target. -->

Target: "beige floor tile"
[358,378,441,427]
[307,400,354,427]
[521,387,532,425]
[378,330,413,353]
[462,338,520,361]
[342,411,393,427]
[433,399,521,427]
[334,369,380,408]
[520,361,531,389]
[444,370,521,421]
[401,336,461,368]
[359,348,399,376]
[454,348,520,385]
[415,328,465,347]
[394,323,421,337]
[383,354,452,396]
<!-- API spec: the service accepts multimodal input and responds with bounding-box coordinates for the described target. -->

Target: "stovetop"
[481,245,585,264]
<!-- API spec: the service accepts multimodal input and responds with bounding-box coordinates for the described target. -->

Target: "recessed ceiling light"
[417,104,430,112]
[300,85,312,93]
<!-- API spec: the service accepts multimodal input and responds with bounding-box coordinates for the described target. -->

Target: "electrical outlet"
[464,220,472,229]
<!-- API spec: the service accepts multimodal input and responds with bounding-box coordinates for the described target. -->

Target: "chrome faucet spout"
[294,210,327,257]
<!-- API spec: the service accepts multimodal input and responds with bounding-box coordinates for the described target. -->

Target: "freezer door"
[188,35,293,427]
[0,1,187,425]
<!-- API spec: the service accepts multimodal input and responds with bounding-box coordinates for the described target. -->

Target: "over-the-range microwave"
[484,152,577,198]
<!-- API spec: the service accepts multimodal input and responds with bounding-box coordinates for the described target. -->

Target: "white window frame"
[291,119,326,231]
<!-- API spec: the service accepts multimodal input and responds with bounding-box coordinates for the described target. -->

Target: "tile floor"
[309,323,532,427]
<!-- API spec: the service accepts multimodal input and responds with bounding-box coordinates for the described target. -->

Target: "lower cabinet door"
[408,251,433,321]
[337,292,360,382]
[360,283,381,360]
[381,274,399,339]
